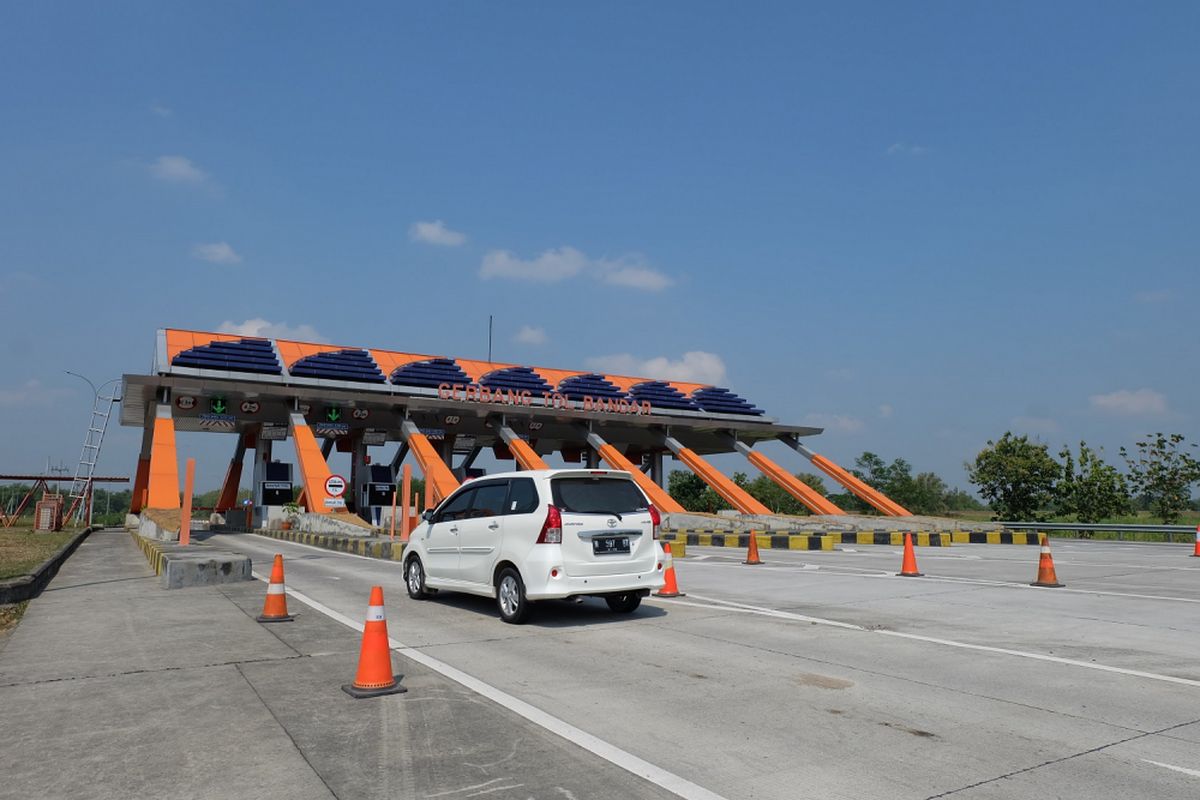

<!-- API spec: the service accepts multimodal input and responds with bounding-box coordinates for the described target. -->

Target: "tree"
[1120,433,1200,524]
[667,470,728,513]
[943,488,986,512]
[967,433,1060,520]
[1055,441,1132,523]
[906,472,949,516]
[742,472,829,515]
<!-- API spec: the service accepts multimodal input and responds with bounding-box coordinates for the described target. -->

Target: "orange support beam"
[743,450,844,515]
[400,421,460,503]
[783,438,911,516]
[289,412,338,514]
[130,457,150,514]
[495,423,549,470]
[584,431,684,513]
[146,404,180,510]
[662,436,771,516]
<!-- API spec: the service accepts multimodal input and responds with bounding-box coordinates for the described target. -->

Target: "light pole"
[65,372,121,527]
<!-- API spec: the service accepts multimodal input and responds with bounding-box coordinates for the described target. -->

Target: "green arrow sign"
[211,397,228,415]
[326,407,341,422]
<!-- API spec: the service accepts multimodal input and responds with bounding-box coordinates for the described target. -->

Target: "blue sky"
[2,2,1198,492]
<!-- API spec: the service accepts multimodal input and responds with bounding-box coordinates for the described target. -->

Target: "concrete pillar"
[146,403,180,510]
[130,423,154,513]
[250,438,273,529]
[349,433,368,518]
[651,451,665,488]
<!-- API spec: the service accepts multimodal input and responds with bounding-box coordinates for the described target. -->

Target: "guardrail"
[999,521,1199,543]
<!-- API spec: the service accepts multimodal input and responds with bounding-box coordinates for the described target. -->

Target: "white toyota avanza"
[403,469,666,623]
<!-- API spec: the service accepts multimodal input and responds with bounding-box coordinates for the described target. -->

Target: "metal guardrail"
[998,521,1199,543]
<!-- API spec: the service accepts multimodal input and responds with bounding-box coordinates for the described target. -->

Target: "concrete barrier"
[661,530,837,551]
[129,531,252,589]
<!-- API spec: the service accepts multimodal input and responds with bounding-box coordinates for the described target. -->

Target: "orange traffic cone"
[655,542,685,597]
[744,530,762,565]
[342,586,407,698]
[897,532,923,577]
[257,554,295,622]
[1031,534,1064,587]
[1191,526,1200,558]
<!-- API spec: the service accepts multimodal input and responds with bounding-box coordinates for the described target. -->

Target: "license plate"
[593,536,630,555]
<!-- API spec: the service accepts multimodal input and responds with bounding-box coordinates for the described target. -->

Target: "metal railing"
[999,521,1199,543]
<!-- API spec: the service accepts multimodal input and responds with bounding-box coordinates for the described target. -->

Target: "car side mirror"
[421,509,435,523]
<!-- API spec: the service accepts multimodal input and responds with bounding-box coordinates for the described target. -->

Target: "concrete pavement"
[0,529,678,800]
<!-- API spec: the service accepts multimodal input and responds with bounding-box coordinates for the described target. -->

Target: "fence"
[999,521,1199,543]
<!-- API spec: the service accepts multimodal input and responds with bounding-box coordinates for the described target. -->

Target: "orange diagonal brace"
[401,423,460,503]
[671,445,771,516]
[290,413,336,514]
[593,443,685,514]
[745,451,844,515]
[808,453,911,517]
[506,437,549,470]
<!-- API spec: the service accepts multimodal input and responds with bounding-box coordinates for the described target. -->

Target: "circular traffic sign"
[240,400,260,414]
[324,474,347,498]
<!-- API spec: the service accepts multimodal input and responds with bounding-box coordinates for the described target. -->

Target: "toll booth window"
[505,478,539,515]
[437,488,476,523]
[468,483,509,519]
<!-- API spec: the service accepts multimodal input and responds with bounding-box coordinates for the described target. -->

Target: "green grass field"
[0,528,77,581]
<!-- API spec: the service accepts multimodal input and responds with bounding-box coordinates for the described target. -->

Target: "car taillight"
[537,504,562,544]
[648,504,661,540]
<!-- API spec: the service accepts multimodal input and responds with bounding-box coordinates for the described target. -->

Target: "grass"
[0,600,29,636]
[0,528,77,581]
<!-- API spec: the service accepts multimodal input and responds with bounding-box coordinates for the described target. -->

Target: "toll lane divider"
[662,528,1042,548]
[129,530,253,588]
[255,528,409,561]
[955,530,1042,545]
[660,530,836,551]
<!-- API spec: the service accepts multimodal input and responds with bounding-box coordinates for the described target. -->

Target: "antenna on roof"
[487,314,493,363]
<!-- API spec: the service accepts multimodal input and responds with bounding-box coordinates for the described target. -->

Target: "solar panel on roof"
[170,338,282,375]
[628,381,700,411]
[390,358,472,388]
[289,349,385,383]
[691,386,765,416]
[558,373,627,401]
[481,366,551,394]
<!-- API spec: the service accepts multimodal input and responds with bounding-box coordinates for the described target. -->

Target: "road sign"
[176,396,196,410]
[326,407,342,423]
[240,400,260,414]
[210,397,228,415]
[324,474,347,498]
[352,408,370,420]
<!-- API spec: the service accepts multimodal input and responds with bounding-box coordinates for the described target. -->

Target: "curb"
[955,530,1043,545]
[661,530,836,551]
[0,527,95,605]
[254,528,409,561]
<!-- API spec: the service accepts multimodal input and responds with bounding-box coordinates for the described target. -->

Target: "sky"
[2,2,1198,493]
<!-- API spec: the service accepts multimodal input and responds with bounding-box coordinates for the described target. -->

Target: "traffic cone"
[1031,534,1064,587]
[342,586,407,698]
[257,554,295,622]
[897,532,923,577]
[655,542,685,597]
[744,530,762,565]
[1191,526,1200,558]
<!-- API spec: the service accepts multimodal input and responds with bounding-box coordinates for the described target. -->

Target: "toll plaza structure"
[119,329,909,529]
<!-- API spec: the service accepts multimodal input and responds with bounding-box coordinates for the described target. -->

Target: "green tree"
[905,472,949,515]
[943,488,986,512]
[1055,441,1132,523]
[1120,433,1200,524]
[667,470,728,513]
[967,433,1061,521]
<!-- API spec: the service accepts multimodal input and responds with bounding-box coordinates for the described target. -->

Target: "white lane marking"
[250,571,728,800]
[841,548,857,553]
[1142,759,1200,778]
[425,778,507,797]
[653,593,1200,689]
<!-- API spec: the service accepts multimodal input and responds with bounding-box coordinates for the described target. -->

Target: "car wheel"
[496,567,530,624]
[406,557,429,600]
[605,593,641,614]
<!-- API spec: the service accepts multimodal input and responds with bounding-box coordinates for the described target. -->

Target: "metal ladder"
[66,391,119,524]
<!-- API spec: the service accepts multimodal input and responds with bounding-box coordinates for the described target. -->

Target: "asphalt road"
[217,533,1200,799]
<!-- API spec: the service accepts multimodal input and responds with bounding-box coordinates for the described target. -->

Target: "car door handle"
[487,521,500,530]
[449,526,459,533]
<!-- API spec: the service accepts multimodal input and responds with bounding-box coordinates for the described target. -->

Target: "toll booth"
[361,465,394,526]
[260,462,294,506]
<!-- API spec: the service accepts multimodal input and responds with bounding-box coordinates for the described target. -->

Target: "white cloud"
[878,404,893,419]
[585,351,727,385]
[191,242,242,265]
[886,142,929,157]
[1090,388,1168,416]
[802,413,865,433]
[149,155,207,184]
[0,379,71,408]
[1011,415,1060,434]
[1134,289,1173,305]
[479,246,673,291]
[514,325,547,345]
[217,318,326,342]
[409,220,466,247]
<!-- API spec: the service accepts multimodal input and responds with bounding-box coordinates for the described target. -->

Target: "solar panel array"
[692,386,764,416]
[628,381,701,411]
[480,366,552,395]
[288,349,385,383]
[171,338,282,375]
[557,373,626,401]
[389,358,471,388]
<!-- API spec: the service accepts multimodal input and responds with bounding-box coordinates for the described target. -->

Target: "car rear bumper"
[521,546,666,599]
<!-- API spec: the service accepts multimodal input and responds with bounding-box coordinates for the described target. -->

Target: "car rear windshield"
[550,476,648,514]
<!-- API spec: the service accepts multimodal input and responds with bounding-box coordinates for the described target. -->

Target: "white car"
[403,469,667,623]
